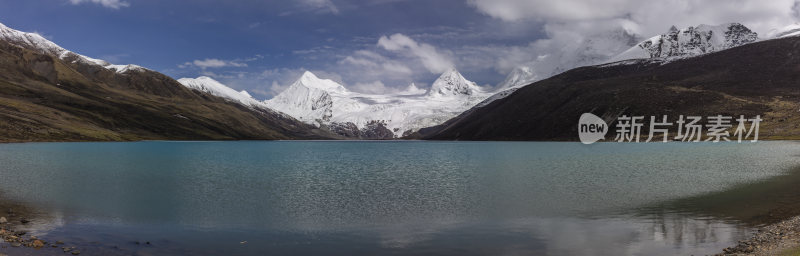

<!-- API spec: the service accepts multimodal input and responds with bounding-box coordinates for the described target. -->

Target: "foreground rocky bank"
[718,216,800,255]
[0,199,83,255]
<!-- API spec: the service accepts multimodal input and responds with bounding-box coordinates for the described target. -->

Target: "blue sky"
[2,0,799,99]
[0,0,549,98]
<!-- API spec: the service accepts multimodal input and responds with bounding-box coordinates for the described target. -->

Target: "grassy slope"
[0,40,330,142]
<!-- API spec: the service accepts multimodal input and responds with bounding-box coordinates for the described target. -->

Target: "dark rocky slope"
[422,37,800,141]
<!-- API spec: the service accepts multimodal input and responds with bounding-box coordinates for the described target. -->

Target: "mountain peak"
[299,70,319,80]
[668,25,679,33]
[0,21,66,57]
[608,22,758,63]
[496,66,537,91]
[427,69,480,97]
[293,71,347,93]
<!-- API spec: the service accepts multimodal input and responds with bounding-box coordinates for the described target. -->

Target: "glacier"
[264,69,492,138]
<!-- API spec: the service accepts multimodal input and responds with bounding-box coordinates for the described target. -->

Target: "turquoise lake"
[1,141,800,255]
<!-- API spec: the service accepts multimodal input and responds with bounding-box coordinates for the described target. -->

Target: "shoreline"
[0,198,81,255]
[5,198,800,256]
[2,136,800,144]
[718,215,800,255]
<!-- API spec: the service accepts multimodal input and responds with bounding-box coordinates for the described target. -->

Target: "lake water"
[1,141,800,255]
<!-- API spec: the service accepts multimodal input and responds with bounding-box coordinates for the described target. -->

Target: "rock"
[10,242,21,247]
[63,247,72,252]
[56,240,64,244]
[71,250,81,255]
[0,217,6,224]
[19,218,29,224]
[32,239,44,248]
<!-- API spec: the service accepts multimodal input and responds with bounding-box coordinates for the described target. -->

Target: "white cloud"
[268,80,289,97]
[31,31,53,40]
[68,0,129,9]
[298,0,340,14]
[98,54,129,64]
[467,0,800,37]
[350,80,426,95]
[468,0,631,22]
[339,50,413,76]
[351,81,390,94]
[463,0,800,87]
[179,58,248,69]
[378,33,454,74]
[328,49,419,92]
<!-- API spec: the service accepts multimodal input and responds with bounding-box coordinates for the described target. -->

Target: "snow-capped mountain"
[495,66,536,91]
[480,29,639,107]
[608,23,758,62]
[496,23,759,92]
[427,68,484,97]
[264,69,491,138]
[177,76,267,109]
[263,71,339,124]
[496,28,640,91]
[0,22,145,74]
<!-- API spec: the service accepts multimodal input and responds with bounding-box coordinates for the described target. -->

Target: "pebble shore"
[718,215,800,255]
[0,207,81,255]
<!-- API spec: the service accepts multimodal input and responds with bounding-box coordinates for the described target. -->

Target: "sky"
[1,0,800,99]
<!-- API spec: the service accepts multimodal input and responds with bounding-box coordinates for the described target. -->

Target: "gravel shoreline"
[717,215,800,255]
[0,200,82,255]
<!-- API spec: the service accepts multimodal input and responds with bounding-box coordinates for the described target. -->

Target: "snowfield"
[180,70,494,138]
[265,70,492,137]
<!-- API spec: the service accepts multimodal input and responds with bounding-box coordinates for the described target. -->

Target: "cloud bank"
[467,0,800,38]
[68,0,129,9]
[465,0,800,84]
[378,33,454,74]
